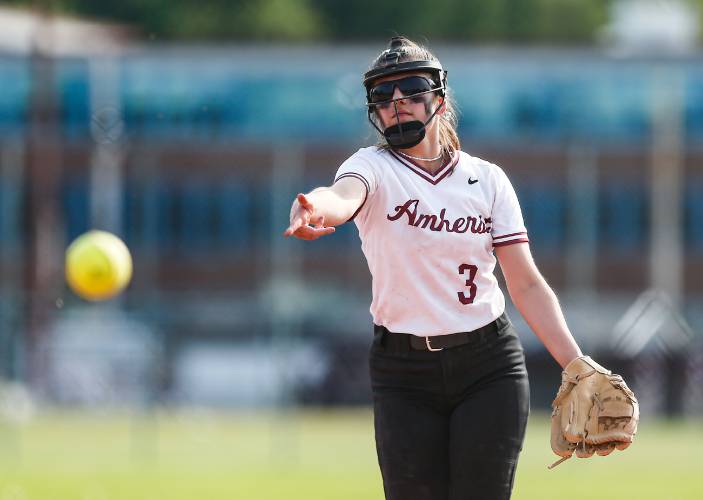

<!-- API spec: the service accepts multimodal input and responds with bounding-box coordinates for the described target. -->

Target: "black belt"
[374,314,507,352]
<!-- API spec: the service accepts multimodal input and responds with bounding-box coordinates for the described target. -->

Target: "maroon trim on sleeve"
[334,172,369,222]
[493,238,530,248]
[335,172,370,193]
[493,231,528,241]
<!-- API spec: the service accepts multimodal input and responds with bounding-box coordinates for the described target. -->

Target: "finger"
[283,221,298,237]
[292,225,319,240]
[283,220,302,237]
[291,228,315,240]
[313,215,326,229]
[284,213,308,237]
[310,226,335,238]
[292,224,335,240]
[297,193,314,212]
[306,227,336,240]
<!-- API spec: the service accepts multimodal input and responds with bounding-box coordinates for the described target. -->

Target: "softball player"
[284,37,583,499]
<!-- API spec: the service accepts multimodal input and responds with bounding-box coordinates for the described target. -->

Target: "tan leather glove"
[549,356,639,469]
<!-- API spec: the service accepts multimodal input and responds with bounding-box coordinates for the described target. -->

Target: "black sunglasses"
[367,76,440,107]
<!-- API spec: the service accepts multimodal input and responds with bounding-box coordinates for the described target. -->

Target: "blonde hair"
[367,37,460,153]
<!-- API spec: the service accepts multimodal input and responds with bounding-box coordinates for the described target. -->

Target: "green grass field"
[0,409,700,499]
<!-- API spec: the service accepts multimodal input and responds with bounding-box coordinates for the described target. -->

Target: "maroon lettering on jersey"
[451,218,468,233]
[414,213,437,229]
[474,215,491,234]
[387,198,491,235]
[431,209,452,232]
[387,199,419,225]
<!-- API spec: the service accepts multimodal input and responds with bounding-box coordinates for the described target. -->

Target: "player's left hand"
[283,193,336,240]
[548,356,639,469]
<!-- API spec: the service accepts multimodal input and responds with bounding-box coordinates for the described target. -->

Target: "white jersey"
[334,146,529,336]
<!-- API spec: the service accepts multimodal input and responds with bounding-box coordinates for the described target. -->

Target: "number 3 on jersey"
[457,264,478,305]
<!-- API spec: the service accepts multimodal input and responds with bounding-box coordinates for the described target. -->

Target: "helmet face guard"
[363,37,447,149]
[368,96,445,149]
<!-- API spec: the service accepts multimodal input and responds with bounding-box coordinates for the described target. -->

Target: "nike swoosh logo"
[468,178,478,185]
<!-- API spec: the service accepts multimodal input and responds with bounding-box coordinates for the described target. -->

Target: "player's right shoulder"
[340,146,389,174]
[349,146,386,161]
[336,146,386,192]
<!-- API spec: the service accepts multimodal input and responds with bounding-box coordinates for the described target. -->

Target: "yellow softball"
[65,230,133,301]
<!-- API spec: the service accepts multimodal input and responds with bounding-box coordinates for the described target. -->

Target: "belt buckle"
[425,336,443,352]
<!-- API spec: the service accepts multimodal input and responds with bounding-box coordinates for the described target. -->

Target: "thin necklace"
[397,149,444,162]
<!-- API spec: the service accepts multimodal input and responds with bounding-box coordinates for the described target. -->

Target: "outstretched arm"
[283,176,366,240]
[495,243,582,368]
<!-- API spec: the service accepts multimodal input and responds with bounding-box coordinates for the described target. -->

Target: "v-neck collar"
[388,149,459,186]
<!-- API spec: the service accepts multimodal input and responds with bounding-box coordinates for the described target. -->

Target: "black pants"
[369,313,530,500]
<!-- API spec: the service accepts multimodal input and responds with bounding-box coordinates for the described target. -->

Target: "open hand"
[283,193,336,240]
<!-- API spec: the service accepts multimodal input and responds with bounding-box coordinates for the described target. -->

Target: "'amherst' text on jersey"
[387,199,492,234]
